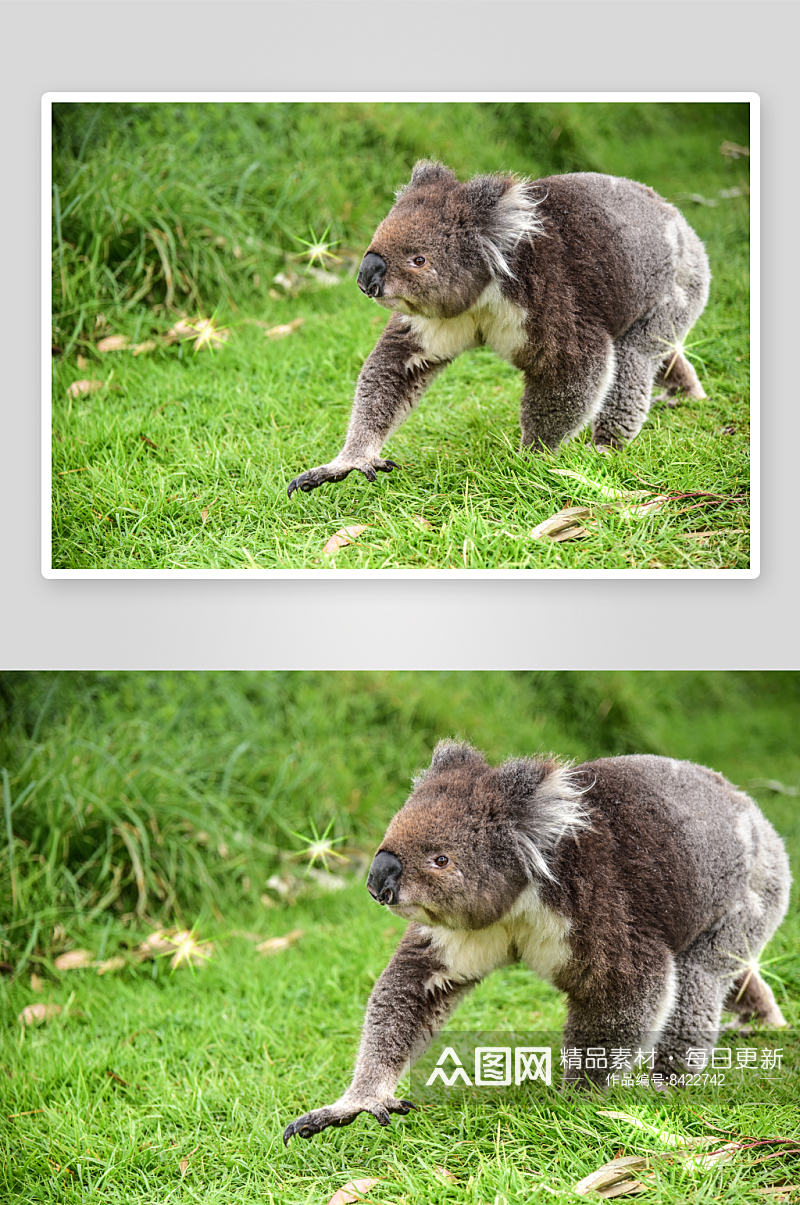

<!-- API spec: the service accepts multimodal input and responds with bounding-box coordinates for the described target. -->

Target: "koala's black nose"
[357,251,387,299]
[367,850,402,905]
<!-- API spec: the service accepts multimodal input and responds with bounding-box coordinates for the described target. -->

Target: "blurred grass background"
[1,671,796,966]
[52,100,750,351]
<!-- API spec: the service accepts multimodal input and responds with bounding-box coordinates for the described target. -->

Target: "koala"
[284,741,790,1142]
[286,161,710,496]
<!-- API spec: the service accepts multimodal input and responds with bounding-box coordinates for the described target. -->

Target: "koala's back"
[513,173,706,343]
[542,754,789,962]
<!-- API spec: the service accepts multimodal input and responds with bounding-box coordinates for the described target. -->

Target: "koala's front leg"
[287,316,447,496]
[283,925,473,1142]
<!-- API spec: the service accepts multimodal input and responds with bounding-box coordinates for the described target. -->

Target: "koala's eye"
[433,855,449,868]
[411,255,427,267]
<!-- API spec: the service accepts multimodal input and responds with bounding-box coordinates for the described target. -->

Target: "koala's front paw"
[283,1096,416,1144]
[287,457,399,498]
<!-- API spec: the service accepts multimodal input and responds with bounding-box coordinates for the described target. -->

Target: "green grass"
[2,672,798,1201]
[50,101,752,571]
[1,887,797,1203]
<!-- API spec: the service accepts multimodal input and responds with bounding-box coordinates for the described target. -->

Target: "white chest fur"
[422,884,572,993]
[405,281,528,371]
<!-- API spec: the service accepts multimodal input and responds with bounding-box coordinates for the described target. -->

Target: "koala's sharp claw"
[288,456,399,497]
[374,1108,392,1126]
[283,1120,303,1145]
[397,1099,418,1113]
[287,473,317,498]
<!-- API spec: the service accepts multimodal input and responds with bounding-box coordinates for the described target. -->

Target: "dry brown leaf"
[573,1155,652,1197]
[30,973,45,992]
[753,1188,800,1201]
[618,495,670,520]
[135,932,174,959]
[323,525,368,555]
[97,956,127,976]
[720,140,750,159]
[18,1003,62,1026]
[179,1158,189,1180]
[106,1070,133,1088]
[681,1142,738,1170]
[55,949,93,971]
[67,379,104,398]
[413,514,434,530]
[272,270,301,295]
[132,340,158,356]
[266,317,305,339]
[96,335,130,353]
[435,1165,458,1182]
[326,1178,380,1205]
[256,929,304,956]
[165,318,197,342]
[531,506,595,541]
[201,508,209,525]
[76,354,89,370]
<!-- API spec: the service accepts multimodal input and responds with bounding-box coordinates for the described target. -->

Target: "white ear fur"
[480,180,544,279]
[509,760,593,882]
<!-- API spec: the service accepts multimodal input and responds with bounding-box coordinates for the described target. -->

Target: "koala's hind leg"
[591,332,658,450]
[650,949,726,1079]
[724,969,786,1028]
[594,247,709,447]
[654,349,706,403]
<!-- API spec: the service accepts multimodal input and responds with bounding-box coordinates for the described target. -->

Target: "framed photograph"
[44,94,757,577]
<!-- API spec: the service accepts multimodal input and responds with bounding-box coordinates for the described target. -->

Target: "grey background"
[4,1,795,670]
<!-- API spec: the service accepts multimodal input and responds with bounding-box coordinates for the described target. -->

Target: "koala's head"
[357,161,542,320]
[367,740,589,931]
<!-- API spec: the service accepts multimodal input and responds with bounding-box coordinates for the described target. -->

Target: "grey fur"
[283,744,790,1141]
[287,163,710,496]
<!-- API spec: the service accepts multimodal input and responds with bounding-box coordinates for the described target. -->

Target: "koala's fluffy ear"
[463,175,544,279]
[497,756,592,881]
[415,739,487,784]
[405,160,458,191]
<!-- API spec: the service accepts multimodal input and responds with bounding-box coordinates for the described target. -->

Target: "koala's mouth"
[387,902,441,923]
[384,901,428,920]
[377,297,417,314]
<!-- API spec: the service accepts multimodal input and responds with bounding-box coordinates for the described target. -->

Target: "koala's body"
[287,162,710,496]
[284,742,789,1142]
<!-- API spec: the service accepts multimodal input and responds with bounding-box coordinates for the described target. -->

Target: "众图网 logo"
[425,1046,552,1087]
